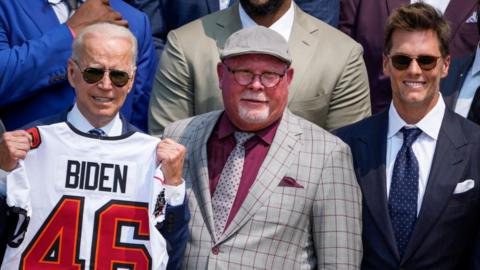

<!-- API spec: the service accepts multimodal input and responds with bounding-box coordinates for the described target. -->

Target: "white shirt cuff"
[163,180,185,206]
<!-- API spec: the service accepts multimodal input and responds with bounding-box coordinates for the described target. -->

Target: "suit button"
[212,247,220,255]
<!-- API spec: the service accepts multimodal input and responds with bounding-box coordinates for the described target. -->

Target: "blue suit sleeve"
[128,12,158,131]
[160,196,190,270]
[0,23,73,107]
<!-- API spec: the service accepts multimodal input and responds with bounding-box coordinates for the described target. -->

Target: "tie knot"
[401,127,422,147]
[234,132,254,146]
[88,128,106,136]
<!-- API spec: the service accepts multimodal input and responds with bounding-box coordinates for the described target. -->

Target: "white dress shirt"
[239,1,294,42]
[386,95,445,215]
[1,104,185,206]
[455,44,480,117]
[411,0,450,14]
[219,0,230,10]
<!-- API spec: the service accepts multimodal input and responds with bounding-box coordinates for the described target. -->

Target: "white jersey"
[2,122,168,270]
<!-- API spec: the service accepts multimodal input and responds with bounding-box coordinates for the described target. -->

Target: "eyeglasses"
[389,54,441,71]
[72,60,132,87]
[224,64,287,88]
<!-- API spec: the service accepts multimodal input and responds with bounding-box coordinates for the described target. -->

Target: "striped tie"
[88,128,106,137]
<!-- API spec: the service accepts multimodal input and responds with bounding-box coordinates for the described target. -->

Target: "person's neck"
[394,97,438,125]
[248,0,291,27]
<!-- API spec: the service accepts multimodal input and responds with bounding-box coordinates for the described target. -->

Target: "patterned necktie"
[212,131,254,239]
[467,86,480,125]
[388,127,422,258]
[88,128,106,137]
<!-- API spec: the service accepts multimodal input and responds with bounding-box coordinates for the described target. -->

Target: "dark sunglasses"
[72,60,131,87]
[389,54,440,71]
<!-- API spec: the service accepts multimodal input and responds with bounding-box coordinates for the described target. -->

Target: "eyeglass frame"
[387,54,442,71]
[71,60,134,87]
[222,62,289,88]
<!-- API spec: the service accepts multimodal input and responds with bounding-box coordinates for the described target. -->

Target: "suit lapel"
[444,0,476,36]
[18,0,63,32]
[356,111,400,259]
[213,3,242,49]
[218,110,302,243]
[402,110,468,262]
[287,5,318,102]
[190,111,223,241]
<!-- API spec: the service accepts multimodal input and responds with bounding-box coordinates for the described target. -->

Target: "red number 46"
[20,195,152,269]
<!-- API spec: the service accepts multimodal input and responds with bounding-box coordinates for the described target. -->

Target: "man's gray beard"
[239,0,286,17]
[238,105,269,124]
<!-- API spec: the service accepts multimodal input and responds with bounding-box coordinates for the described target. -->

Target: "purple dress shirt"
[207,112,280,230]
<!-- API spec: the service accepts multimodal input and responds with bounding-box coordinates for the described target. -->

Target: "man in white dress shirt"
[336,3,480,269]
[0,23,188,269]
[441,0,480,125]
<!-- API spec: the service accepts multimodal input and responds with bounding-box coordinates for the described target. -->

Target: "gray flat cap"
[220,26,292,65]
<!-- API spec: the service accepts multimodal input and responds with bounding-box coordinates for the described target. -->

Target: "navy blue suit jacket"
[0,0,157,131]
[335,108,480,269]
[128,0,339,52]
[0,111,189,270]
[441,53,476,111]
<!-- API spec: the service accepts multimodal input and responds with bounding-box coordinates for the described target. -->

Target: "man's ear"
[286,67,294,85]
[441,55,451,78]
[67,59,76,88]
[126,69,136,94]
[382,54,391,76]
[217,62,224,90]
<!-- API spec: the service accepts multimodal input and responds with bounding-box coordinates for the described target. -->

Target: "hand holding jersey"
[156,138,186,187]
[0,131,31,172]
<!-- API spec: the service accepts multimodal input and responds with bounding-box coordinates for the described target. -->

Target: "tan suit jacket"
[163,109,362,269]
[149,3,371,136]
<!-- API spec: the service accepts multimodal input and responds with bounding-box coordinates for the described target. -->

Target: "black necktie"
[388,127,422,258]
[467,86,480,125]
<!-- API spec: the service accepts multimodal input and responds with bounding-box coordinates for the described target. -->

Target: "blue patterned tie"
[88,128,106,137]
[388,127,422,258]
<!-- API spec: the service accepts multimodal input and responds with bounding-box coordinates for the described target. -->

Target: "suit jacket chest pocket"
[251,187,309,226]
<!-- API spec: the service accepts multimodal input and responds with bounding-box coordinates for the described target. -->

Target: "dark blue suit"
[128,0,339,52]
[0,110,190,270]
[0,0,157,131]
[335,108,480,269]
[441,54,475,111]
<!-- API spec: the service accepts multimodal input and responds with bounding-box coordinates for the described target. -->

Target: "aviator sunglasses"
[72,60,132,87]
[389,54,440,71]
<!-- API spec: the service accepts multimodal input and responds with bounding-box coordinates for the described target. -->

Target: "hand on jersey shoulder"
[156,138,186,186]
[0,130,32,171]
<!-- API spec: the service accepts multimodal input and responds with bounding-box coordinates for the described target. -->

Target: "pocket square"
[466,11,478,23]
[279,176,304,188]
[453,179,475,194]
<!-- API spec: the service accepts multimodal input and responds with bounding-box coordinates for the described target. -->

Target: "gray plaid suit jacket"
[164,109,362,269]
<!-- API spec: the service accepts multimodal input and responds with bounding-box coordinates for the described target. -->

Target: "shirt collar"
[238,1,294,42]
[216,112,279,145]
[67,103,123,136]
[388,94,445,140]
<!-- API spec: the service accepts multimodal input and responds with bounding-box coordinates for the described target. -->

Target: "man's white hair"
[71,23,137,67]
